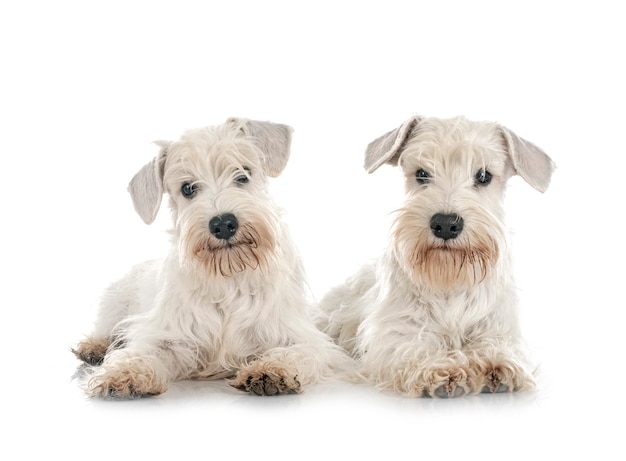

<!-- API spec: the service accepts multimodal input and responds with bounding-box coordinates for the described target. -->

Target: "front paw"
[423,365,472,398]
[472,360,536,394]
[85,358,167,399]
[72,337,112,366]
[229,362,301,396]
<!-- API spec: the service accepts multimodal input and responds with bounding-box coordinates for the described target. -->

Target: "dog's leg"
[72,336,114,366]
[362,333,534,397]
[389,352,475,398]
[354,335,472,398]
[72,262,154,366]
[83,352,168,399]
[82,337,190,399]
[398,345,534,397]
[419,354,476,398]
[229,341,344,396]
[229,354,302,396]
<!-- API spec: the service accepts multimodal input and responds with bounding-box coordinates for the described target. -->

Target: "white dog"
[73,117,346,398]
[318,115,555,397]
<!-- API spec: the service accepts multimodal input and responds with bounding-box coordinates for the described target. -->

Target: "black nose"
[209,213,238,240]
[430,213,464,240]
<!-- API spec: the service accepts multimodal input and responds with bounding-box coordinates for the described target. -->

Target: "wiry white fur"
[73,118,348,398]
[318,115,555,398]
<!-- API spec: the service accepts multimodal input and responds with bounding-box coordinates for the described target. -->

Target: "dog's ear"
[364,116,422,173]
[127,141,170,224]
[499,126,556,193]
[228,117,293,177]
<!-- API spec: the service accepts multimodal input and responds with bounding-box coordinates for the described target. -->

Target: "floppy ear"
[364,116,422,173]
[127,141,170,224]
[499,126,556,193]
[227,117,293,177]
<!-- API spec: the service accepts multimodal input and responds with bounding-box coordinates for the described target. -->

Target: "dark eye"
[474,169,492,187]
[181,182,197,198]
[235,168,250,184]
[416,168,430,184]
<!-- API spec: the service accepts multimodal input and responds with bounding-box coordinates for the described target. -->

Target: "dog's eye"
[474,169,492,187]
[235,167,250,184]
[415,169,431,184]
[181,182,197,198]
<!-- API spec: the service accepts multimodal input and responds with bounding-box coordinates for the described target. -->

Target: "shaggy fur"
[318,115,555,397]
[73,117,347,398]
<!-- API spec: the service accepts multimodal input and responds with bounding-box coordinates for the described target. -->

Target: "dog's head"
[365,115,555,292]
[127,117,293,278]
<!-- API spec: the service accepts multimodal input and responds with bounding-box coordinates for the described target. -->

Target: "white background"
[1,1,624,459]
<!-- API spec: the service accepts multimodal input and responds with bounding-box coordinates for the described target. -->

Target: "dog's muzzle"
[209,213,239,240]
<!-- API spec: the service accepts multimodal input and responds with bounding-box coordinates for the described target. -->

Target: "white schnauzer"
[73,117,345,398]
[318,115,555,397]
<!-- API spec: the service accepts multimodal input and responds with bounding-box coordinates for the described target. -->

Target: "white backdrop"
[1,1,623,459]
